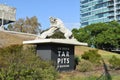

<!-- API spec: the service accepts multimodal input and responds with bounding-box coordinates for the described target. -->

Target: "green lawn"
[75,46,120,60]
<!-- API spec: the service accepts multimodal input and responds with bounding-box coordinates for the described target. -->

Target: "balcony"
[108,3,114,7]
[116,12,120,16]
[108,13,114,17]
[108,0,113,2]
[116,6,120,10]
[108,16,114,20]
[96,1,108,5]
[108,8,114,12]
[109,18,115,21]
[116,1,120,5]
[116,16,120,20]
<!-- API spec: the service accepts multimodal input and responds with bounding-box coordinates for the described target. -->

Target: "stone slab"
[23,39,88,46]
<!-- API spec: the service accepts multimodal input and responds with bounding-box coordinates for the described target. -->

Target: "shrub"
[74,56,80,69]
[81,50,101,64]
[75,56,80,65]
[0,45,58,80]
[76,60,93,72]
[109,55,120,70]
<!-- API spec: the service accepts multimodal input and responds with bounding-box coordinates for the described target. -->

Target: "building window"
[81,5,88,8]
[81,22,88,26]
[81,0,89,4]
[98,0,103,3]
[98,14,103,18]
[82,12,91,17]
[94,2,107,9]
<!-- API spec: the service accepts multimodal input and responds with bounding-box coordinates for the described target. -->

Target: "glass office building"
[80,0,120,26]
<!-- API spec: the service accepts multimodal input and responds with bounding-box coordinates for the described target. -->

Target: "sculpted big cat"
[36,17,74,39]
[49,17,73,39]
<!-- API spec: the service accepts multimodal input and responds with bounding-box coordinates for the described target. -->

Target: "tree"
[25,16,41,34]
[72,21,120,51]
[7,16,41,34]
[13,18,25,32]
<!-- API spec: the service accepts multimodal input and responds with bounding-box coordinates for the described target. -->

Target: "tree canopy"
[72,21,120,51]
[7,16,41,34]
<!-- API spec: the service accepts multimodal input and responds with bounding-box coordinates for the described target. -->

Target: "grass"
[58,46,120,80]
[0,31,35,47]
[58,70,103,80]
[75,46,120,59]
[0,31,120,80]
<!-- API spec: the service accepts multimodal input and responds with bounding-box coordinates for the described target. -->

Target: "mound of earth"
[0,31,35,47]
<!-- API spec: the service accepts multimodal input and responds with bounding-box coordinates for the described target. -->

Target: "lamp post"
[1,11,4,28]
[0,5,4,30]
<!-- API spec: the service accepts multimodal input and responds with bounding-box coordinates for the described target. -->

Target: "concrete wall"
[0,4,16,21]
[0,4,16,25]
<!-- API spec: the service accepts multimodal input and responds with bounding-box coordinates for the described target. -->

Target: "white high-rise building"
[80,0,119,26]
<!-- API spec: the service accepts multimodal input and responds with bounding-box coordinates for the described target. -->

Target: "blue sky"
[0,0,80,30]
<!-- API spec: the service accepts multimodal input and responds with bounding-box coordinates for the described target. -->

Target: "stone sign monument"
[23,17,87,71]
